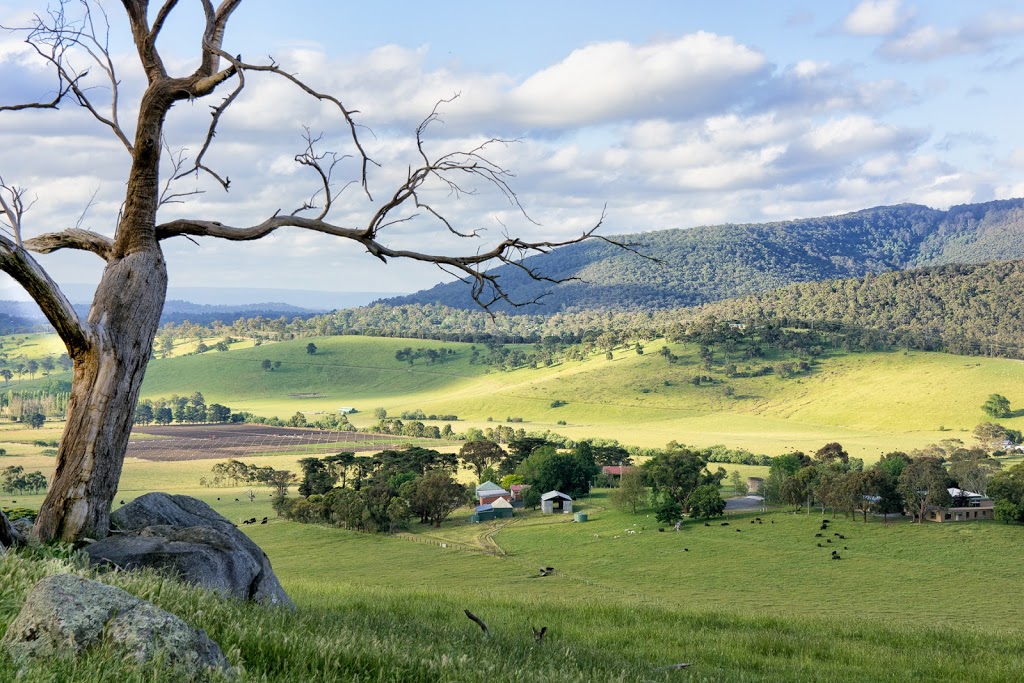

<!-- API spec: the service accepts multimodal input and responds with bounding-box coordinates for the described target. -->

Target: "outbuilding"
[475,481,511,506]
[540,491,573,514]
[470,504,496,523]
[491,496,514,519]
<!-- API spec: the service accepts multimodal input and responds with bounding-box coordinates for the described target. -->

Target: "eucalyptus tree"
[1,1,606,542]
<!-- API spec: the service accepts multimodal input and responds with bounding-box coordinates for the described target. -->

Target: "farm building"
[602,465,636,481]
[470,504,496,523]
[475,481,511,505]
[925,488,994,522]
[541,491,573,514]
[337,407,358,414]
[490,496,514,518]
[509,484,529,502]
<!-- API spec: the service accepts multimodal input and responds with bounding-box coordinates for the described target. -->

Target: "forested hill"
[699,259,1024,357]
[381,198,1024,312]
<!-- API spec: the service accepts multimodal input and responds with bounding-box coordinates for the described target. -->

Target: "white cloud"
[879,11,1024,61]
[843,0,911,36]
[504,33,769,127]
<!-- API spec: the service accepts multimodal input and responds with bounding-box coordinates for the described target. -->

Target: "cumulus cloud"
[843,0,911,36]
[503,33,769,127]
[878,10,1024,61]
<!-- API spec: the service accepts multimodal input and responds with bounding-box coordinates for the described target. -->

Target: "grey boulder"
[0,508,23,550]
[86,493,293,609]
[2,573,230,677]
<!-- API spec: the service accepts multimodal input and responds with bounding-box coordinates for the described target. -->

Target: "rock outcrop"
[2,574,230,677]
[85,493,293,609]
[0,508,24,550]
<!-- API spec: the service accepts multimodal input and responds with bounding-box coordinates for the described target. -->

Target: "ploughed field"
[127,423,418,462]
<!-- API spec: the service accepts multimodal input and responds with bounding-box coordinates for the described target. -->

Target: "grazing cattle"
[241,519,253,525]
[831,554,842,560]
[755,517,761,522]
[815,533,822,537]
[827,539,832,543]
[817,543,823,547]
[736,528,741,532]
[658,528,665,532]
[820,524,828,530]
[834,532,841,536]
[119,500,124,505]
[261,517,268,525]
[822,519,830,523]
[217,498,220,501]
[704,523,710,527]
[235,498,239,502]
[750,520,755,524]
[683,548,689,552]
[844,546,848,550]
[838,534,845,539]
[721,522,729,526]
[771,520,774,524]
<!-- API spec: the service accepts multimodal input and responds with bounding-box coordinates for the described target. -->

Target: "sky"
[1,0,1023,304]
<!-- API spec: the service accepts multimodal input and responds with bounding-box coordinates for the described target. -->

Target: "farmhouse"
[601,465,636,480]
[509,484,529,502]
[475,481,510,506]
[925,488,994,522]
[541,491,573,514]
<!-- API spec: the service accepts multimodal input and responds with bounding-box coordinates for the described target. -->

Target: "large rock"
[0,508,24,550]
[85,493,294,609]
[2,573,230,677]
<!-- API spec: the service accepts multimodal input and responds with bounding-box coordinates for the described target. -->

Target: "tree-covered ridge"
[382,199,1024,312]
[700,259,1024,357]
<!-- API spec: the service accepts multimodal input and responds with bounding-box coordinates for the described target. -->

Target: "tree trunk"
[34,249,167,542]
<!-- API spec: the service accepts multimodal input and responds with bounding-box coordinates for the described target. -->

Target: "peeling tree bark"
[34,251,167,542]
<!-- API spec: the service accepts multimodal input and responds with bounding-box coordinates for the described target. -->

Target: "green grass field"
[7,333,1024,459]
[133,336,1024,459]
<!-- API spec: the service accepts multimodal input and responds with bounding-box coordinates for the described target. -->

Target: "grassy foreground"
[2,540,1023,683]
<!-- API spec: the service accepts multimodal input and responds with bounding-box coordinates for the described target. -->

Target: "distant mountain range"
[381,198,1024,312]
[0,286,406,334]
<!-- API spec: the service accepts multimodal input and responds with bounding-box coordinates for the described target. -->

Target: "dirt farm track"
[128,424,417,462]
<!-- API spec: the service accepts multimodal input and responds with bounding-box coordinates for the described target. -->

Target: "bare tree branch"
[199,47,376,196]
[0,177,30,247]
[0,234,89,353]
[1,2,133,152]
[23,228,113,259]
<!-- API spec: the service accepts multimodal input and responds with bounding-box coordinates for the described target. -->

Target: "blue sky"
[2,0,1023,303]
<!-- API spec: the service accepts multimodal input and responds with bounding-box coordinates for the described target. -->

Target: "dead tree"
[0,1,609,543]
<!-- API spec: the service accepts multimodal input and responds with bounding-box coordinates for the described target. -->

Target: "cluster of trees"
[0,380,72,421]
[275,448,468,533]
[0,350,73,384]
[394,346,456,365]
[134,392,239,425]
[1,466,48,495]
[761,440,1005,523]
[606,447,729,521]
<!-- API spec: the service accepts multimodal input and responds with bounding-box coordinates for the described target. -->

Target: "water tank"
[573,512,588,523]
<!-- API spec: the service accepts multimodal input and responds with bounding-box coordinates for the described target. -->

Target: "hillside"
[382,198,1024,312]
[120,336,1024,458]
[701,259,1024,357]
